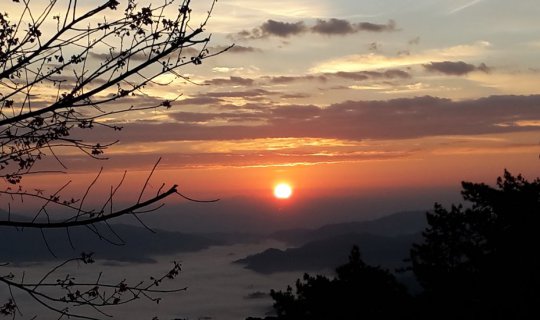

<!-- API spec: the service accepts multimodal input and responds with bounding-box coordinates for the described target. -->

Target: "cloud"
[270,104,321,119]
[233,18,396,40]
[249,20,307,38]
[468,71,540,94]
[227,45,261,53]
[61,95,540,172]
[78,95,540,144]
[206,89,275,98]
[263,70,410,84]
[423,61,490,75]
[177,97,223,106]
[355,20,396,32]
[267,74,327,84]
[311,41,491,72]
[281,93,312,99]
[311,19,396,35]
[169,111,265,124]
[332,70,411,81]
[311,18,356,35]
[204,76,255,86]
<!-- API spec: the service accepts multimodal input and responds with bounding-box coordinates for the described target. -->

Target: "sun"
[274,183,293,199]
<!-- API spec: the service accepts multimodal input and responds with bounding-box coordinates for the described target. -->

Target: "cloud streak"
[201,69,411,88]
[449,0,485,14]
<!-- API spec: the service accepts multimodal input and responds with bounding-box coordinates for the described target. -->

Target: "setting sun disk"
[274,183,293,199]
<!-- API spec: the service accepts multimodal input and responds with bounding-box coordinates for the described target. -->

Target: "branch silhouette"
[0,0,225,318]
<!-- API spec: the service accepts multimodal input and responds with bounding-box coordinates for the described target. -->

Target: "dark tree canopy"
[261,246,411,320]
[410,170,540,319]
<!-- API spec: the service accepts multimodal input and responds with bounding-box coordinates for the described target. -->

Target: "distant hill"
[235,232,421,274]
[270,210,426,245]
[235,211,428,274]
[0,210,428,266]
[0,223,225,263]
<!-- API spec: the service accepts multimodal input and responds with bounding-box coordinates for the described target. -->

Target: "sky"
[6,0,540,228]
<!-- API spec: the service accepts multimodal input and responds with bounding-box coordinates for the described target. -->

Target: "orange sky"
[2,0,540,224]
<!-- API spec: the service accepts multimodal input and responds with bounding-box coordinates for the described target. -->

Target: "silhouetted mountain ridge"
[235,232,421,274]
[0,223,224,263]
[236,211,427,274]
[270,210,426,245]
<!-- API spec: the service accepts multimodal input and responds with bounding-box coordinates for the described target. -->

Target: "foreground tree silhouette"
[410,170,540,319]
[249,246,411,320]
[0,0,223,318]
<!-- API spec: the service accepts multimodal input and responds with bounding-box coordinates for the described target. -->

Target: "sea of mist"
[2,241,307,320]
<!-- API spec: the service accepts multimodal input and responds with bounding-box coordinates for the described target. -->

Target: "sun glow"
[274,183,293,199]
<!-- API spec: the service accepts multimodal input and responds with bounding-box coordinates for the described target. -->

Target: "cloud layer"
[81,95,540,144]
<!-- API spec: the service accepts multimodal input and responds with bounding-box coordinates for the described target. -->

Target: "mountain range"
[0,222,223,263]
[0,210,428,271]
[235,211,427,274]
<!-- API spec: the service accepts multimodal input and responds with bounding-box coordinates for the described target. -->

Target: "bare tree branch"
[0,0,225,318]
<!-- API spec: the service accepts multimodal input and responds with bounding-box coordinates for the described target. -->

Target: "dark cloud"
[356,20,396,32]
[263,70,410,84]
[261,20,306,37]
[206,89,275,98]
[233,18,397,40]
[281,93,312,99]
[193,70,410,93]
[423,61,491,75]
[270,105,321,119]
[267,76,299,84]
[228,20,306,40]
[176,97,222,106]
[332,70,411,81]
[267,75,327,84]
[311,18,356,35]
[169,111,265,123]
[89,47,201,62]
[80,95,540,143]
[381,69,412,79]
[204,76,254,86]
[333,72,370,81]
[262,69,411,84]
[215,102,271,112]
